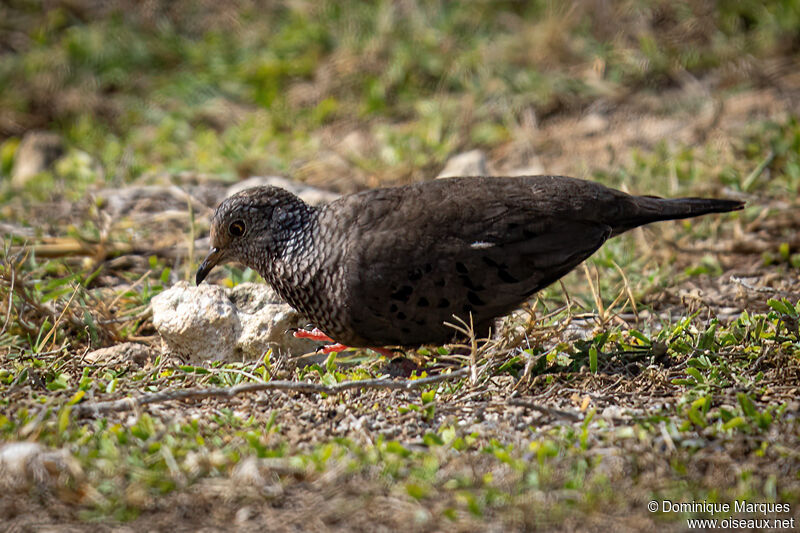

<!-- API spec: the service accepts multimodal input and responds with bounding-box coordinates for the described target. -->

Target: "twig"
[13,346,70,359]
[508,398,582,421]
[73,367,470,417]
[168,185,214,217]
[8,239,133,258]
[729,275,780,294]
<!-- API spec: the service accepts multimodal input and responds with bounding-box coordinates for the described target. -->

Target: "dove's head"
[196,186,312,284]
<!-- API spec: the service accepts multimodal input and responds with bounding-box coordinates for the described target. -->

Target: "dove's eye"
[229,220,246,237]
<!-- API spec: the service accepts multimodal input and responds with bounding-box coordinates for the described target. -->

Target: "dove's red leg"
[318,343,350,354]
[293,328,336,342]
[293,328,395,357]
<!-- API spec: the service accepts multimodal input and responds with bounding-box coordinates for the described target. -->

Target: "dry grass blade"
[513,346,553,392]
[443,313,481,384]
[108,269,153,310]
[442,313,503,385]
[611,260,638,325]
[582,262,638,329]
[582,263,605,324]
[38,283,81,352]
[0,243,124,348]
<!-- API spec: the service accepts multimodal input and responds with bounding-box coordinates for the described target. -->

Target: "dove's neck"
[255,200,326,309]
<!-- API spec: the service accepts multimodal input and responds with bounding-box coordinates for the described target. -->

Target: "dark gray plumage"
[196,176,743,347]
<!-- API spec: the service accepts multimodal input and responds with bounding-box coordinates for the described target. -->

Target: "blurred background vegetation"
[1,0,798,198]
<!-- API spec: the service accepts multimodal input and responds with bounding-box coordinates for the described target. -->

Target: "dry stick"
[729,276,781,295]
[168,185,214,217]
[8,239,133,258]
[73,367,471,417]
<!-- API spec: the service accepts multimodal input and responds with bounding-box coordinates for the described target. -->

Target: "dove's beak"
[196,247,223,285]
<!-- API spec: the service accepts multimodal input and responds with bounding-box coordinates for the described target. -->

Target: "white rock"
[436,150,488,178]
[0,442,82,491]
[235,506,255,524]
[151,281,321,363]
[227,176,339,206]
[601,405,626,419]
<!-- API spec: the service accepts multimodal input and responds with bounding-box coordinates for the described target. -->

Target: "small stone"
[601,405,626,419]
[83,342,152,366]
[11,131,64,188]
[436,150,488,178]
[235,506,254,524]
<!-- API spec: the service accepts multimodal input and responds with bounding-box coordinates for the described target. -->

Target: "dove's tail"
[610,196,745,236]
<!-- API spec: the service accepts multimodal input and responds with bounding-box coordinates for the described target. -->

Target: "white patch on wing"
[470,241,494,249]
